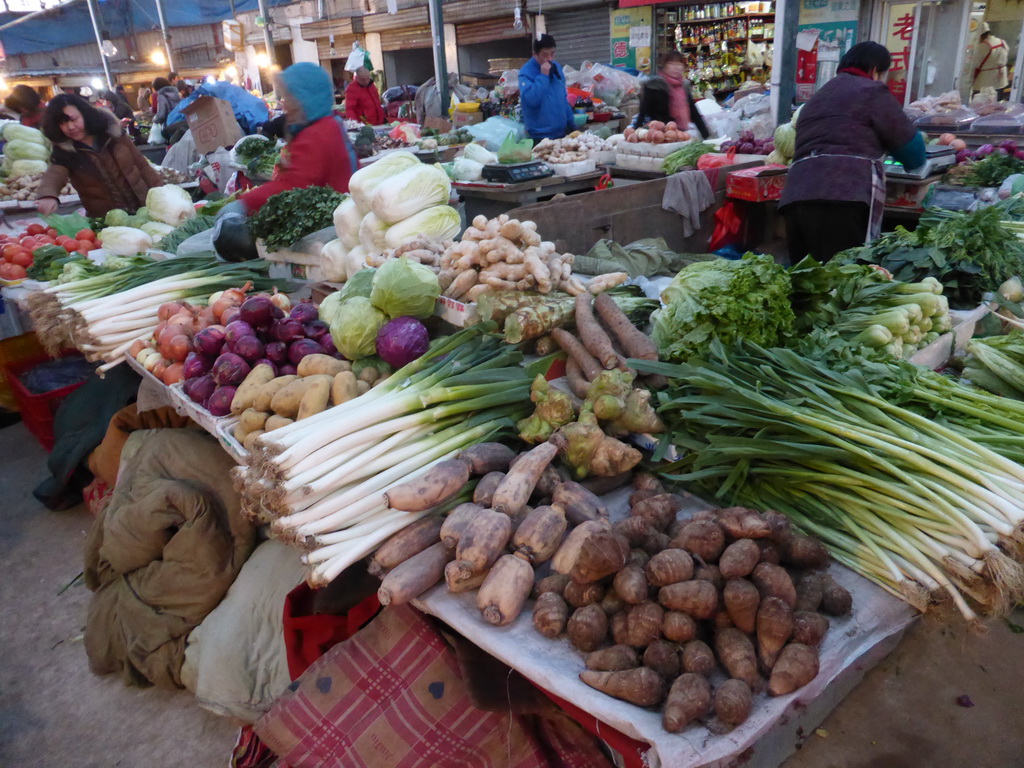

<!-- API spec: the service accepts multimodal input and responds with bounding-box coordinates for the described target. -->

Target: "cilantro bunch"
[250,186,345,251]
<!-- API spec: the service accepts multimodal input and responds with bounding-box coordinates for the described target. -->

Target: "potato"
[253,375,298,412]
[242,430,266,451]
[331,371,360,406]
[270,377,321,419]
[265,414,294,432]
[358,366,380,385]
[233,422,249,442]
[239,408,269,434]
[297,375,333,420]
[230,364,277,415]
[356,380,371,395]
[297,354,345,378]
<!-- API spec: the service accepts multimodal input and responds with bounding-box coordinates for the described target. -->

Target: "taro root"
[624,601,664,648]
[719,539,761,579]
[646,548,695,587]
[715,679,753,728]
[751,562,797,609]
[820,574,853,616]
[662,611,698,643]
[586,645,639,672]
[680,640,716,676]
[768,643,819,696]
[643,639,682,679]
[662,673,712,733]
[567,604,609,652]
[613,565,650,605]
[579,667,666,707]
[533,592,570,638]
[673,520,726,562]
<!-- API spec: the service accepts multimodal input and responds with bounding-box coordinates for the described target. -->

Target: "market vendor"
[3,84,46,128]
[35,94,163,218]
[220,62,357,216]
[344,67,386,126]
[973,22,1010,98]
[519,34,576,141]
[779,42,926,263]
[634,52,709,139]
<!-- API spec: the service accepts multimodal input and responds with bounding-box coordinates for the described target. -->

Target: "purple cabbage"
[238,296,275,329]
[288,338,323,366]
[186,373,216,404]
[207,386,237,417]
[376,316,430,368]
[212,353,251,386]
[183,351,211,380]
[193,327,226,358]
[290,301,319,324]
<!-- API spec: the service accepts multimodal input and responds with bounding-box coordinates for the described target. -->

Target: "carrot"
[593,292,658,361]
[575,293,619,370]
[551,327,602,381]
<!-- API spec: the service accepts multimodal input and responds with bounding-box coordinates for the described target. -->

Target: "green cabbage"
[141,221,175,244]
[329,296,385,360]
[135,206,151,222]
[3,123,45,144]
[339,268,377,301]
[370,164,452,224]
[383,205,461,249]
[774,123,796,158]
[348,151,421,212]
[4,139,49,162]
[651,254,795,364]
[145,184,196,226]
[9,159,47,177]
[370,256,440,319]
[104,208,130,227]
[98,226,154,257]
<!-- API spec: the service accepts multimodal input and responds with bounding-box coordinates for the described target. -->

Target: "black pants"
[782,200,869,263]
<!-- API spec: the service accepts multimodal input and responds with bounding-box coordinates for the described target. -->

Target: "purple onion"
[320,334,339,356]
[207,386,237,417]
[186,373,216,404]
[254,359,278,376]
[194,327,226,358]
[238,295,275,329]
[303,320,330,340]
[1000,140,1018,153]
[225,320,257,348]
[264,341,288,364]
[212,352,251,386]
[288,338,323,366]
[272,305,285,319]
[233,335,266,364]
[279,364,297,376]
[290,301,319,324]
[272,317,304,343]
[976,143,995,157]
[956,149,973,163]
[183,351,211,379]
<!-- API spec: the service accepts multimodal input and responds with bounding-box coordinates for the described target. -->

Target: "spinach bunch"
[250,186,345,251]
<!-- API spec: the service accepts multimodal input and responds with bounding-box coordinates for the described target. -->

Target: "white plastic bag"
[466,116,525,151]
[345,43,366,73]
[148,122,166,145]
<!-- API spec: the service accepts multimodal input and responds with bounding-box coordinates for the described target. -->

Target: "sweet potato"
[714,628,762,690]
[631,493,684,532]
[779,532,829,569]
[659,581,718,619]
[673,520,726,562]
[613,565,650,605]
[439,503,483,549]
[768,643,819,696]
[512,504,568,564]
[794,572,825,613]
[820,574,853,616]
[472,471,505,507]
[719,539,761,579]
[751,562,797,609]
[444,560,489,594]
[662,673,711,732]
[552,327,602,381]
[756,596,794,670]
[369,515,444,576]
[377,541,453,606]
[455,509,513,574]
[330,371,360,406]
[533,572,570,598]
[552,481,606,525]
[569,530,630,584]
[296,353,345,378]
[662,611,697,643]
[253,374,298,412]
[231,363,278,415]
[580,667,667,707]
[792,611,829,646]
[491,442,559,517]
[714,679,753,728]
[694,563,724,591]
[457,442,517,475]
[723,578,760,634]
[567,604,609,652]
[681,640,716,676]
[586,645,639,672]
[477,554,534,625]
[564,580,606,608]
[624,601,664,648]
[386,458,471,513]
[533,591,569,638]
[646,549,695,587]
[550,519,612,575]
[296,374,333,420]
[715,507,772,539]
[643,640,681,679]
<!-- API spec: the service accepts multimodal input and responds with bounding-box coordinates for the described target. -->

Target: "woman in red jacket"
[344,67,385,126]
[227,62,358,215]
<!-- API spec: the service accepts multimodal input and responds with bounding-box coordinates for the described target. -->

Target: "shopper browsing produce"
[519,34,577,141]
[344,67,386,126]
[3,84,46,128]
[779,42,925,262]
[35,94,163,218]
[634,51,708,139]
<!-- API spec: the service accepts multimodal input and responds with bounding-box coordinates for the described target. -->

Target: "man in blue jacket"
[519,34,576,141]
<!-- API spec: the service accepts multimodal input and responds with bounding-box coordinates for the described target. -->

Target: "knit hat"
[278,62,334,124]
[980,20,991,34]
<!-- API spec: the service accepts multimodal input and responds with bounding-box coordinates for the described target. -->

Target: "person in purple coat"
[780,42,926,262]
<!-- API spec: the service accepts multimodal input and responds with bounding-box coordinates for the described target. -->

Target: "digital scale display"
[482,161,554,184]
[884,145,956,180]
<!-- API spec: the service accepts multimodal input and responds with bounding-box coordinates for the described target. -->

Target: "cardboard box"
[183,96,243,155]
[423,116,452,133]
[434,295,479,327]
[451,111,484,128]
[726,164,789,202]
[885,179,938,210]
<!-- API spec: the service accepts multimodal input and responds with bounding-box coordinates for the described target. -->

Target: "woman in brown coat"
[36,94,162,218]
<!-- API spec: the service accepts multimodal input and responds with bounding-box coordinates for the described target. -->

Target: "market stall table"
[454,171,605,221]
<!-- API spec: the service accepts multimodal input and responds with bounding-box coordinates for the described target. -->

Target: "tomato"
[19,236,37,247]
[45,228,58,238]
[55,235,74,248]
[75,229,97,242]
[75,240,94,253]
[0,263,27,281]
[3,243,24,260]
[9,250,32,268]
[26,223,45,236]
[35,235,55,245]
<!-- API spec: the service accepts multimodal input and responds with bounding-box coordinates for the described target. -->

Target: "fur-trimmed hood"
[53,108,121,153]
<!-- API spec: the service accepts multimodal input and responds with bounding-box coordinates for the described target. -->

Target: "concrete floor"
[0,419,1022,768]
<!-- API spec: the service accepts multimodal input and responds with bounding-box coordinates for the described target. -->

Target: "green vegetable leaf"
[42,213,91,239]
[250,186,345,251]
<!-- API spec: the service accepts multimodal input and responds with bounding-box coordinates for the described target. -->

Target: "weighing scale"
[481,161,554,184]
[884,145,956,180]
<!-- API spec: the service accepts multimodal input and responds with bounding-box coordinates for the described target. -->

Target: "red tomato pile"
[0,223,97,281]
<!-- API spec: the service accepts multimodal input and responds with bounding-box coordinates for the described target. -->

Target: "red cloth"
[537,688,649,768]
[344,80,385,125]
[661,72,691,130]
[240,115,355,213]
[282,583,380,680]
[150,92,158,113]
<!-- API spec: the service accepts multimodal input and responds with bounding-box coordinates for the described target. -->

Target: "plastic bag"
[466,116,525,151]
[453,157,484,181]
[697,147,737,170]
[580,62,640,107]
[708,200,743,251]
[175,228,218,259]
[345,44,367,73]
[148,122,165,145]
[498,133,533,164]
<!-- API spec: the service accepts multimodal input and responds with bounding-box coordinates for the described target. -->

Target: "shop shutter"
[379,25,433,51]
[456,18,532,46]
[543,7,612,69]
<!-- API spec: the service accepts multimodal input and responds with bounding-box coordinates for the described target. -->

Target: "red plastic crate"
[4,351,89,451]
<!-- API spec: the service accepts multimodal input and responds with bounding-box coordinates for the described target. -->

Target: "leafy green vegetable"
[370,256,440,319]
[948,152,1024,187]
[247,150,279,180]
[338,268,377,302]
[158,214,216,255]
[250,186,345,251]
[328,296,385,359]
[27,244,72,281]
[663,142,715,174]
[42,212,91,239]
[234,135,274,164]
[651,253,795,363]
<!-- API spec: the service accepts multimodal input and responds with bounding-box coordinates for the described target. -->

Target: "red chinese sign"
[885,4,915,104]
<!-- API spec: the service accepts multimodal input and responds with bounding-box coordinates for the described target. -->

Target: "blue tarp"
[165,81,269,133]
[0,0,291,56]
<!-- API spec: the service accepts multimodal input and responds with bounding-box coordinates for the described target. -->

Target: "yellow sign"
[611,6,652,72]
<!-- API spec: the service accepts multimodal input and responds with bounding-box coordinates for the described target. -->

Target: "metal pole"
[84,0,114,90]
[771,0,800,125]
[257,0,277,69]
[427,0,448,118]
[153,0,175,73]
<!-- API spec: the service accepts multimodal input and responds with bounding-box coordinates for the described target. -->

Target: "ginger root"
[551,404,643,479]
[517,375,576,444]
